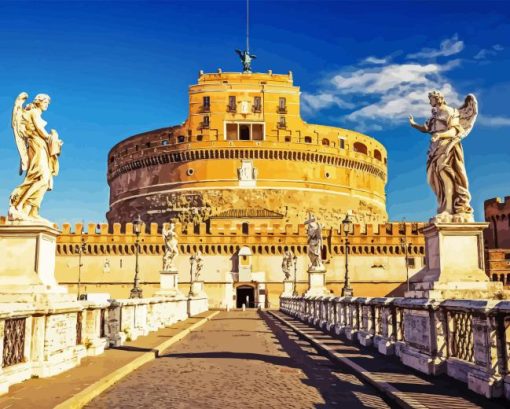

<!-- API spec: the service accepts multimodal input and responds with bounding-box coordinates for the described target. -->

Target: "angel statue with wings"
[162,221,179,271]
[305,213,325,271]
[8,93,63,224]
[235,49,256,73]
[409,91,478,223]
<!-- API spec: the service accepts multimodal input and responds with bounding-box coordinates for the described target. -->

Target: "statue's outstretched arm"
[408,115,429,133]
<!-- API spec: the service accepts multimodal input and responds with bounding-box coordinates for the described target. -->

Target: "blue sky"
[0,0,509,225]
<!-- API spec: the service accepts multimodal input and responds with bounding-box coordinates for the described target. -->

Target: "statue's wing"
[458,94,478,139]
[12,92,29,175]
[235,49,243,58]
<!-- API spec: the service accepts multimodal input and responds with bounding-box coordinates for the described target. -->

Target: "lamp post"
[189,254,196,296]
[130,215,143,298]
[341,212,354,297]
[77,235,87,300]
[400,219,410,292]
[292,254,298,296]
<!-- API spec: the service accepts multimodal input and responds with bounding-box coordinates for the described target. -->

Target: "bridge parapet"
[280,295,510,401]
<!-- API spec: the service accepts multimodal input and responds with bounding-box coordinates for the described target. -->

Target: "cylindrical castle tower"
[107,70,388,227]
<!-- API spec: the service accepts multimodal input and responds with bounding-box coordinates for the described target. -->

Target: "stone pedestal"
[155,268,185,298]
[0,224,74,304]
[304,267,329,297]
[190,281,206,298]
[406,223,503,299]
[281,280,294,297]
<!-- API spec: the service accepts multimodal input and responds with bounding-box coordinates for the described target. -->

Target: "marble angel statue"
[8,93,63,223]
[194,251,204,281]
[162,222,179,271]
[305,213,324,271]
[409,90,477,223]
[281,249,293,281]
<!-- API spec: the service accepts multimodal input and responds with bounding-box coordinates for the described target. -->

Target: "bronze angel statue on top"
[409,91,478,223]
[8,93,63,224]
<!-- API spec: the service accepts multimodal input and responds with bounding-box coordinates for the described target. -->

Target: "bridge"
[0,306,508,409]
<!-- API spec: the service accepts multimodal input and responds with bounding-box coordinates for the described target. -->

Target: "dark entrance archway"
[236,286,255,308]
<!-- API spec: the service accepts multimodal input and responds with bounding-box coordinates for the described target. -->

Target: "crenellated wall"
[484,196,510,285]
[49,220,426,307]
[484,196,510,249]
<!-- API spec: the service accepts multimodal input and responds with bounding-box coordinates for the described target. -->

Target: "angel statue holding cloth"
[8,92,63,224]
[409,90,478,223]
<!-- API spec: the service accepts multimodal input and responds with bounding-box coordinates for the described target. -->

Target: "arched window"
[321,138,330,146]
[353,142,368,155]
[304,136,312,144]
[374,149,382,161]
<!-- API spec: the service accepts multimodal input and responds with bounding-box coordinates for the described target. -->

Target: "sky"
[0,0,509,225]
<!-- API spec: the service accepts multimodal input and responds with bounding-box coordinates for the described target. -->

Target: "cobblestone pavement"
[86,310,394,409]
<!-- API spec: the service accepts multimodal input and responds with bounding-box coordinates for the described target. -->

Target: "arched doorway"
[236,285,255,308]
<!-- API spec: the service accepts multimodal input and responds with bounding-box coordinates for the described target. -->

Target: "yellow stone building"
[107,70,388,227]
[45,69,425,308]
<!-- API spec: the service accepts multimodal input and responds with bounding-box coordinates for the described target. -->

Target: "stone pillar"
[407,223,503,299]
[0,224,74,303]
[155,268,185,298]
[281,280,294,298]
[304,267,329,297]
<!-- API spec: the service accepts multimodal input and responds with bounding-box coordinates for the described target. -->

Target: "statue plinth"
[189,281,207,298]
[0,223,75,304]
[155,268,184,298]
[281,280,294,297]
[304,266,329,297]
[406,223,504,299]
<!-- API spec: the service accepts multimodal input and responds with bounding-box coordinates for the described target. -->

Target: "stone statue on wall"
[409,91,478,223]
[305,213,324,271]
[8,93,63,224]
[282,250,294,281]
[162,222,179,271]
[194,251,204,281]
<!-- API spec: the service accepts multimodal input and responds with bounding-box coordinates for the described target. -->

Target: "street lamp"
[400,219,410,292]
[130,215,143,298]
[292,254,298,296]
[189,254,196,296]
[341,212,354,297]
[77,235,87,300]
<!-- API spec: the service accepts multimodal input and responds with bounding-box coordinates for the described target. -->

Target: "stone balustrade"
[0,295,208,395]
[280,296,510,401]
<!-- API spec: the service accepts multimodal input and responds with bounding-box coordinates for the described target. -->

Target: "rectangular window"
[407,257,416,268]
[202,116,210,128]
[226,123,238,140]
[339,138,345,149]
[203,96,210,112]
[278,97,287,113]
[252,124,263,140]
[228,96,236,112]
[253,96,261,112]
[278,116,286,128]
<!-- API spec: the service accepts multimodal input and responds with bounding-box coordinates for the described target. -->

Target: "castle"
[106,70,387,227]
[4,68,436,307]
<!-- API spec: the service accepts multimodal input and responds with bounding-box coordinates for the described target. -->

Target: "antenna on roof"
[246,0,250,54]
[235,0,256,73]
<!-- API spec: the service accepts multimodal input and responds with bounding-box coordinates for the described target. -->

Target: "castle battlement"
[484,196,510,217]
[20,220,424,258]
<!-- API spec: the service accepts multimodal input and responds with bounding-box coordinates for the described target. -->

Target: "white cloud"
[478,115,510,127]
[301,92,354,114]
[302,47,464,131]
[474,44,504,60]
[299,35,510,131]
[362,56,389,65]
[407,34,464,59]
